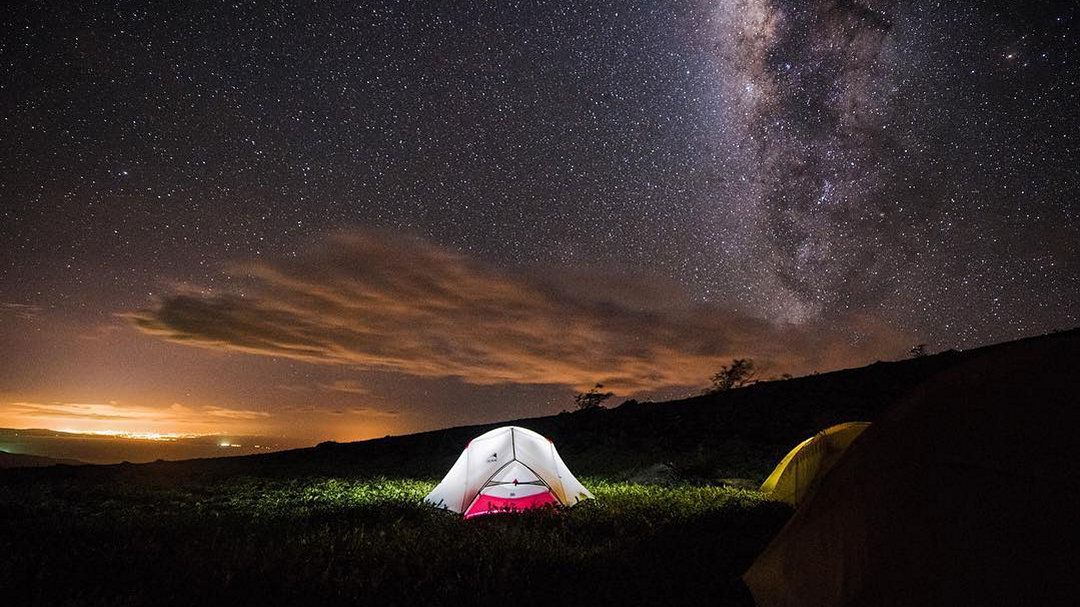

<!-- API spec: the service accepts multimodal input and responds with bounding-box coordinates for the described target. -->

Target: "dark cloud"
[130,230,908,393]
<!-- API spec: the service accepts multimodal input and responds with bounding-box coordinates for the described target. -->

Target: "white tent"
[424,426,594,518]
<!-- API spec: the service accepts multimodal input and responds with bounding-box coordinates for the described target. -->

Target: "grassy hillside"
[95,337,975,483]
[1,329,1075,606]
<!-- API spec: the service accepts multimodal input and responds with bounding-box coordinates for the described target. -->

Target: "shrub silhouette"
[574,383,614,410]
[704,359,758,394]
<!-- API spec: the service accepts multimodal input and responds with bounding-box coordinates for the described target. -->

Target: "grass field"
[0,350,940,607]
[4,330,1076,606]
[0,346,982,606]
[0,472,789,606]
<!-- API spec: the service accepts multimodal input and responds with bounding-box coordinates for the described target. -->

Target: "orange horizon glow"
[0,398,404,446]
[52,429,205,441]
[0,401,267,436]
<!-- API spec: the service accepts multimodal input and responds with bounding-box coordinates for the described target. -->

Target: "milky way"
[697,0,1079,340]
[1,1,1078,438]
[699,0,904,323]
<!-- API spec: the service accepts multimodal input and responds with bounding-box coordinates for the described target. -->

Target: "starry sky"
[2,0,1078,458]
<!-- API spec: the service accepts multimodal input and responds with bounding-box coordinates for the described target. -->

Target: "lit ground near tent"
[0,476,787,606]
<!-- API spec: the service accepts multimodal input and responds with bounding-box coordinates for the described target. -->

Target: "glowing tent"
[759,421,870,505]
[425,426,593,518]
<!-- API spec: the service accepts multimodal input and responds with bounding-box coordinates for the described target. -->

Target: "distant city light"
[57,429,197,442]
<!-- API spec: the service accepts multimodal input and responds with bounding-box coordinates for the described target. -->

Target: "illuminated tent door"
[424,426,594,518]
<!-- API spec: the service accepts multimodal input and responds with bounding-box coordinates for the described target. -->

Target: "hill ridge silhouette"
[7,327,1076,482]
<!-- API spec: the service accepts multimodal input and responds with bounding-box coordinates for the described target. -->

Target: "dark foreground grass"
[0,474,789,607]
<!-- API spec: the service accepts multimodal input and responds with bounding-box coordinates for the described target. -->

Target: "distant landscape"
[0,428,298,465]
[0,449,84,468]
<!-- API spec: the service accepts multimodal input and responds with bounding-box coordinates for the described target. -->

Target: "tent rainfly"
[424,426,593,518]
[744,332,1080,606]
[760,421,870,505]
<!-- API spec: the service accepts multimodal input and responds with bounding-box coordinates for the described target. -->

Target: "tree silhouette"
[574,383,614,410]
[909,344,928,358]
[704,358,758,394]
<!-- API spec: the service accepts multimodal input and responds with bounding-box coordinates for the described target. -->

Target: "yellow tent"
[745,331,1080,606]
[760,422,870,505]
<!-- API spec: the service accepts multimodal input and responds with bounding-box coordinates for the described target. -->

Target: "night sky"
[2,1,1078,456]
